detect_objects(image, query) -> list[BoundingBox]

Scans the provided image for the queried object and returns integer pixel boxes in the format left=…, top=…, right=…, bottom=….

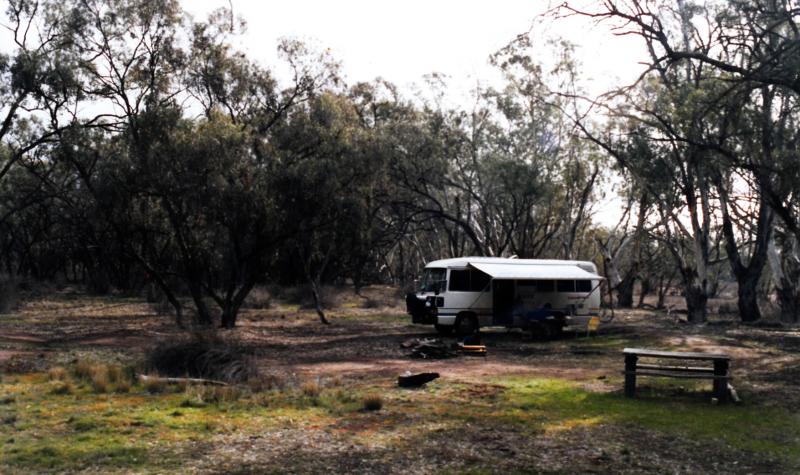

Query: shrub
left=300, top=380, right=321, bottom=398
left=74, top=360, right=94, bottom=381
left=48, top=367, right=67, bottom=381
left=145, top=332, right=258, bottom=384
left=90, top=366, right=110, bottom=393
left=361, top=394, right=383, bottom=411
left=107, top=365, right=123, bottom=384
left=143, top=377, right=167, bottom=394
left=332, top=388, right=354, bottom=404
left=242, top=286, right=272, bottom=309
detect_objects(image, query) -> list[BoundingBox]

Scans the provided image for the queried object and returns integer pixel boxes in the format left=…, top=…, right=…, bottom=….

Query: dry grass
left=143, top=376, right=168, bottom=394
left=247, top=374, right=284, bottom=392
left=47, top=366, right=67, bottom=381
left=183, top=384, right=243, bottom=405
left=361, top=393, right=383, bottom=411
left=300, top=380, right=321, bottom=398
left=74, top=360, right=94, bottom=381
left=50, top=380, right=74, bottom=395
left=115, top=377, right=132, bottom=393
left=90, top=365, right=110, bottom=393
left=107, top=365, right=123, bottom=383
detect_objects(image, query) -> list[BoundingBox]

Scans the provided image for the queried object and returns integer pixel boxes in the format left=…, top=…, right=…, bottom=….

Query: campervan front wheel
left=455, top=313, right=479, bottom=336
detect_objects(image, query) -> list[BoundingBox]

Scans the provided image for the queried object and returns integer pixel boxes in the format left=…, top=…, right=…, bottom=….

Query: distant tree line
left=0, top=0, right=798, bottom=326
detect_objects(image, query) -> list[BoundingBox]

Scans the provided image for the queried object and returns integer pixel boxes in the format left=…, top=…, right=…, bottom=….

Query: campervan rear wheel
left=434, top=324, right=454, bottom=336
left=455, top=313, right=478, bottom=336
left=529, top=321, right=552, bottom=340
left=548, top=321, right=564, bottom=338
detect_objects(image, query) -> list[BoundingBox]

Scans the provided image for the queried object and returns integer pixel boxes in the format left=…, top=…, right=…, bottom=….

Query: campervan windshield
left=419, top=268, right=446, bottom=292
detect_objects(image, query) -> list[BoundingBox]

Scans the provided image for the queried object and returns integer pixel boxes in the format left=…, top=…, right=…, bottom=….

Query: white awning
left=469, top=262, right=603, bottom=280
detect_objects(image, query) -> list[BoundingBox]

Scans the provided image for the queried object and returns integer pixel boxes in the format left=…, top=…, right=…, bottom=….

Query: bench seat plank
left=636, top=364, right=716, bottom=373
left=624, top=370, right=731, bottom=380
left=624, top=347, right=730, bottom=360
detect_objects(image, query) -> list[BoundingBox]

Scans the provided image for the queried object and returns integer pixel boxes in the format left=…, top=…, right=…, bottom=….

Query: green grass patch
left=0, top=371, right=361, bottom=472
left=499, top=377, right=800, bottom=461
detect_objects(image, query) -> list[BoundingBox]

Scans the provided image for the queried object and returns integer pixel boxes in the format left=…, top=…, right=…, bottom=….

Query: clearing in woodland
left=1, top=287, right=799, bottom=474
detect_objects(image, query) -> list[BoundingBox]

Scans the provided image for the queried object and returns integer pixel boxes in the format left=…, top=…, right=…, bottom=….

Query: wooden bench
left=623, top=348, right=733, bottom=402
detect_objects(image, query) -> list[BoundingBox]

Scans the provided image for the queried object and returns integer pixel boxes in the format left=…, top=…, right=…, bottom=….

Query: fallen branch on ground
left=138, top=374, right=229, bottom=386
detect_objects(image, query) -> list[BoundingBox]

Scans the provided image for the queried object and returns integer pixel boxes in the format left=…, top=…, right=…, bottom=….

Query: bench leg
left=624, top=354, right=638, bottom=398
left=713, top=360, right=730, bottom=402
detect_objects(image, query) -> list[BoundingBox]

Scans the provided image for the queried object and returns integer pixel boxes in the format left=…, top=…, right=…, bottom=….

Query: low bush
left=242, top=286, right=272, bottom=309
left=300, top=380, right=321, bottom=398
left=90, top=366, right=110, bottom=393
left=143, top=377, right=167, bottom=394
left=145, top=332, right=258, bottom=384
left=106, top=365, right=123, bottom=384
left=361, top=394, right=383, bottom=411
left=74, top=360, right=94, bottom=381
left=47, top=367, right=67, bottom=381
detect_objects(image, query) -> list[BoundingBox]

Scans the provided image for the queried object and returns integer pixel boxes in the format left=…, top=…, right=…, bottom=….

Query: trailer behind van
left=406, top=257, right=604, bottom=337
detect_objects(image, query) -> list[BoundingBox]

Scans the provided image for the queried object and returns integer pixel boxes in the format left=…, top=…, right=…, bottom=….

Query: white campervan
left=406, top=257, right=604, bottom=337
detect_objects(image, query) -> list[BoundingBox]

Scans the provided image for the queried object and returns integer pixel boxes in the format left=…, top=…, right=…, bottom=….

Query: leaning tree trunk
left=309, top=278, right=329, bottom=325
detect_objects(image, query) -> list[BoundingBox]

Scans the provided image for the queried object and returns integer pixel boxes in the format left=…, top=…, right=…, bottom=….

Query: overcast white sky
left=183, top=0, right=648, bottom=102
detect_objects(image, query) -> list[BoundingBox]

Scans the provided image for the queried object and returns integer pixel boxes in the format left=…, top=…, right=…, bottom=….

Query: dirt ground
left=1, top=287, right=800, bottom=474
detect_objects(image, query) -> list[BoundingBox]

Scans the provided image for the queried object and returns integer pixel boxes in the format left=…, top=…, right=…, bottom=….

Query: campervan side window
left=557, top=280, right=576, bottom=292
left=470, top=269, right=491, bottom=291
left=576, top=280, right=592, bottom=292
left=536, top=280, right=555, bottom=292
left=449, top=270, right=470, bottom=291
left=449, top=269, right=492, bottom=292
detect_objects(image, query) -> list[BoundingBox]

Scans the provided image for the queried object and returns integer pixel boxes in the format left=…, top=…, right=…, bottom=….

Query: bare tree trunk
left=187, top=281, right=213, bottom=326
left=617, top=275, right=635, bottom=308
left=717, top=174, right=773, bottom=322
left=768, top=237, right=800, bottom=323
left=637, top=278, right=651, bottom=308
left=684, top=280, right=708, bottom=323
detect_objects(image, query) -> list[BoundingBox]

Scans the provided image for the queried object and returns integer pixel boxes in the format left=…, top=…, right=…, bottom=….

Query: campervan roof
left=425, top=256, right=597, bottom=271
left=469, top=262, right=600, bottom=280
